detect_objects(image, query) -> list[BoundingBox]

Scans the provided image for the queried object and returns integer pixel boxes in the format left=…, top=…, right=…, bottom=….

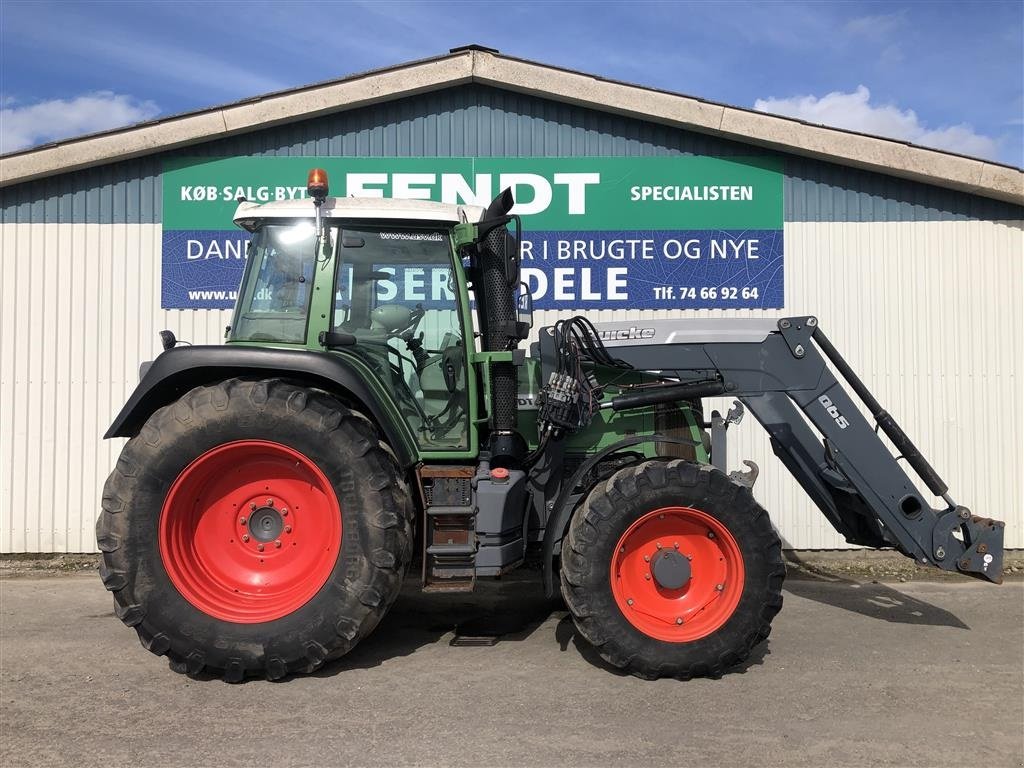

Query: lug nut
left=239, top=517, right=247, bottom=525
left=626, top=598, right=634, bottom=606
left=281, top=508, right=288, bottom=516
left=274, top=540, right=282, bottom=548
left=685, top=554, right=693, bottom=560
left=715, top=583, right=724, bottom=591
left=645, top=573, right=651, bottom=580
left=656, top=542, right=663, bottom=549
left=284, top=525, right=292, bottom=534
left=675, top=617, right=683, bottom=625
left=643, top=554, right=650, bottom=562
left=257, top=543, right=265, bottom=552
left=250, top=502, right=256, bottom=511
left=241, top=535, right=250, bottom=543
left=673, top=542, right=679, bottom=549
left=266, top=498, right=274, bottom=507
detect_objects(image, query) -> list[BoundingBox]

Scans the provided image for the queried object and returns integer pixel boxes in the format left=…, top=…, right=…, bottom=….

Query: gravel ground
left=3, top=550, right=1022, bottom=581
left=1, top=567, right=1022, bottom=768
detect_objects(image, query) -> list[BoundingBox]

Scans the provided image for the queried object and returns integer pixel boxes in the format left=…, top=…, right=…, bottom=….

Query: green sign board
left=161, top=156, right=784, bottom=309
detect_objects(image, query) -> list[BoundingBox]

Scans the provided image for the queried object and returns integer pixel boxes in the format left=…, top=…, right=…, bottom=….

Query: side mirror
left=517, top=282, right=534, bottom=333
left=504, top=216, right=522, bottom=287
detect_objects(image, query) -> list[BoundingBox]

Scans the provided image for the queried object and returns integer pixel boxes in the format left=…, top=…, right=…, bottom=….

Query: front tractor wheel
left=97, top=379, right=413, bottom=682
left=560, top=460, right=785, bottom=679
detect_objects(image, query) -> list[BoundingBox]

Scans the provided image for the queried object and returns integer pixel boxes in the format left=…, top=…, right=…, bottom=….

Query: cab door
left=332, top=225, right=472, bottom=453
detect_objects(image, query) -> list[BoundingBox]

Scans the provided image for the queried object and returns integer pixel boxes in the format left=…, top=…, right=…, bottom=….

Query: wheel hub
left=651, top=549, right=691, bottom=589
left=248, top=505, right=283, bottom=542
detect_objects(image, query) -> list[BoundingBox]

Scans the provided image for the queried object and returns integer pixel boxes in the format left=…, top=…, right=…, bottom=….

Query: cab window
left=230, top=221, right=317, bottom=343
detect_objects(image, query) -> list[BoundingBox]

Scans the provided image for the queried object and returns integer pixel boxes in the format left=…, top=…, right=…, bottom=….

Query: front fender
left=104, top=345, right=418, bottom=468
left=540, top=435, right=701, bottom=597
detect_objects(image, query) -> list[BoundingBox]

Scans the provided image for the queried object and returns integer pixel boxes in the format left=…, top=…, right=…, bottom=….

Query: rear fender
left=104, top=345, right=418, bottom=468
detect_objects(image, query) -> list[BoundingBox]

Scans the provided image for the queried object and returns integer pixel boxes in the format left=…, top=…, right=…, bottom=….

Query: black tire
left=97, top=378, right=414, bottom=682
left=560, top=459, right=785, bottom=679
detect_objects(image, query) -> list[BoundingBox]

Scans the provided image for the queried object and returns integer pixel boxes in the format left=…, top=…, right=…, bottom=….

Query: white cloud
left=843, top=12, right=906, bottom=41
left=754, top=85, right=1001, bottom=161
left=1, top=91, right=160, bottom=154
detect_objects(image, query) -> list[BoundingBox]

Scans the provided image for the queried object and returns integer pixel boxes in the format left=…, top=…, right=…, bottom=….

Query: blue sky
left=2, top=0, right=1022, bottom=165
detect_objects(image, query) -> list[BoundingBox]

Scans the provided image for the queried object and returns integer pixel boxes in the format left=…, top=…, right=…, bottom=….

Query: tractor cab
left=229, top=171, right=494, bottom=454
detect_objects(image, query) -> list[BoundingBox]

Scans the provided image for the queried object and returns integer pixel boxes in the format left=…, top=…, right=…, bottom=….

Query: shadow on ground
left=552, top=614, right=772, bottom=677
left=323, top=566, right=772, bottom=680
left=782, top=552, right=969, bottom=629
left=332, top=553, right=969, bottom=680
left=182, top=556, right=967, bottom=682
left=312, top=568, right=563, bottom=678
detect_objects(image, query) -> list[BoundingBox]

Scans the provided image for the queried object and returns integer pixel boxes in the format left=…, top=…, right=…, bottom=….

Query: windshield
left=333, top=226, right=469, bottom=451
left=229, top=221, right=318, bottom=344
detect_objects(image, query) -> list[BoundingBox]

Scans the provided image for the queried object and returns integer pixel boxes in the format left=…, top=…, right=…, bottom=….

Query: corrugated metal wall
left=2, top=83, right=1022, bottom=552
left=4, top=86, right=1020, bottom=224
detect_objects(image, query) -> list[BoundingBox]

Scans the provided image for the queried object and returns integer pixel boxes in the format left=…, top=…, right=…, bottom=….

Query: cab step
left=417, top=466, right=478, bottom=593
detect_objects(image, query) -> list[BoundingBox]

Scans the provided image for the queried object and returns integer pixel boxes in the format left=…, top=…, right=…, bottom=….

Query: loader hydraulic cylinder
left=604, top=380, right=726, bottom=411
left=812, top=326, right=951, bottom=503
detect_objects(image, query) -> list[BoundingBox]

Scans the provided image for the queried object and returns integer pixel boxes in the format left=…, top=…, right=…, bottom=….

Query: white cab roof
left=233, top=196, right=484, bottom=229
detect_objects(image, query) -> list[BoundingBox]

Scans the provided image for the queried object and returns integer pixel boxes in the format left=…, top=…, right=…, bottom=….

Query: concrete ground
left=1, top=569, right=1022, bottom=768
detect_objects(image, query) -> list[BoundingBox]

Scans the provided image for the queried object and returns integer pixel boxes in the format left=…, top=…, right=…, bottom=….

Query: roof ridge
left=1, top=48, right=1021, bottom=205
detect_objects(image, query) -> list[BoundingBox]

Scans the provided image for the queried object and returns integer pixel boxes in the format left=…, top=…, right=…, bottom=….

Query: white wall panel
left=1, top=223, right=232, bottom=552
left=1, top=219, right=1021, bottom=551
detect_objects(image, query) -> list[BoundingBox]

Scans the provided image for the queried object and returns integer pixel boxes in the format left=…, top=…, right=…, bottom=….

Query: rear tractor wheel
left=97, top=378, right=413, bottom=681
left=560, top=459, right=785, bottom=679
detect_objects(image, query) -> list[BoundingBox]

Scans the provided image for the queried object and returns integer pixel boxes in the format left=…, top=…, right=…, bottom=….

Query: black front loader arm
left=104, top=345, right=418, bottom=468
left=598, top=317, right=1006, bottom=584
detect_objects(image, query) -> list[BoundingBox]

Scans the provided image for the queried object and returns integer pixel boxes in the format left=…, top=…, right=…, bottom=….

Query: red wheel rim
left=610, top=506, right=744, bottom=642
left=159, top=440, right=341, bottom=624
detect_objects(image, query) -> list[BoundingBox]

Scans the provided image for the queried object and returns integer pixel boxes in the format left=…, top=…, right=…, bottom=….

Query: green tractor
left=99, top=169, right=1004, bottom=681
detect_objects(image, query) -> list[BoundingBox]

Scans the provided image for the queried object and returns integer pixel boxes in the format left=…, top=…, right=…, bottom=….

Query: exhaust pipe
left=474, top=189, right=526, bottom=467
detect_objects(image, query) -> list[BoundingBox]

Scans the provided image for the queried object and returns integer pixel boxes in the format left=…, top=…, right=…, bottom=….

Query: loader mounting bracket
left=777, top=316, right=817, bottom=359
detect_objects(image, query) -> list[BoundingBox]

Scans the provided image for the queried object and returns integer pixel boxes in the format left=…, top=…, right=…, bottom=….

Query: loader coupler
left=933, top=510, right=1006, bottom=584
